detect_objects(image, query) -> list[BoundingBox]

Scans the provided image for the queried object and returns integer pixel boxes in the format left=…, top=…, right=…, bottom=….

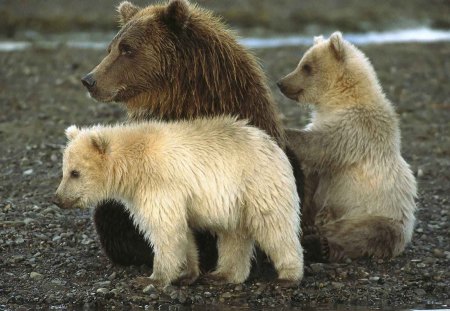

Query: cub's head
left=81, top=0, right=192, bottom=103
left=277, top=32, right=349, bottom=105
left=53, top=126, right=110, bottom=209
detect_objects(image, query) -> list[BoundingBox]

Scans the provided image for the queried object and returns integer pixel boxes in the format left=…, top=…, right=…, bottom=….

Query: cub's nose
left=81, top=73, right=96, bottom=89
left=52, top=194, right=63, bottom=208
left=277, top=80, right=286, bottom=92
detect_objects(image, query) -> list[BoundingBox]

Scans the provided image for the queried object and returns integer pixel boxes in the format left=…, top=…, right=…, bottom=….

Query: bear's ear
left=163, top=0, right=190, bottom=31
left=118, top=1, right=140, bottom=26
left=329, top=31, right=345, bottom=60
left=313, top=35, right=324, bottom=45
left=65, top=125, right=80, bottom=141
left=90, top=133, right=110, bottom=155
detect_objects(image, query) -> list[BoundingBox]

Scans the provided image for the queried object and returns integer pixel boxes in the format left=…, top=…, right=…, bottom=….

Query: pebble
left=369, top=276, right=380, bottom=282
left=96, top=288, right=109, bottom=294
left=15, top=237, right=25, bottom=244
left=414, top=288, right=426, bottom=296
left=310, top=263, right=325, bottom=273
left=143, top=284, right=156, bottom=294
left=30, top=272, right=43, bottom=280
left=417, top=168, right=424, bottom=177
left=221, top=292, right=232, bottom=298
left=203, top=291, right=212, bottom=298
left=108, top=272, right=117, bottom=280
left=331, top=282, right=344, bottom=289
left=23, top=169, right=34, bottom=175
left=23, top=218, right=35, bottom=225
left=432, top=248, right=445, bottom=258
left=96, top=281, right=111, bottom=287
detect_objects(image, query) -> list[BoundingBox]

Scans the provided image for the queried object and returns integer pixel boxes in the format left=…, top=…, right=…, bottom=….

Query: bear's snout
left=52, top=194, right=77, bottom=209
left=81, top=73, right=96, bottom=90
left=277, top=79, right=302, bottom=101
left=52, top=194, right=64, bottom=208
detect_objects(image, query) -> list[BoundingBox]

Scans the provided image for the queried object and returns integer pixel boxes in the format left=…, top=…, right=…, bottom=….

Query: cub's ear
left=65, top=125, right=80, bottom=141
left=313, top=35, right=324, bottom=45
left=329, top=31, right=345, bottom=60
left=163, top=0, right=190, bottom=31
left=90, top=132, right=110, bottom=155
left=118, top=1, right=140, bottom=25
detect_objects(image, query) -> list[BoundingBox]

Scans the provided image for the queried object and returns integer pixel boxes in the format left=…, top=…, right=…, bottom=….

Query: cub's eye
left=70, top=170, right=80, bottom=178
left=302, top=64, right=312, bottom=74
left=119, top=43, right=133, bottom=56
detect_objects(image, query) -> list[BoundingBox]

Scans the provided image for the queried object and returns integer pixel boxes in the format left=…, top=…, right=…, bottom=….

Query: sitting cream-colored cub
left=278, top=32, right=417, bottom=261
left=54, top=117, right=303, bottom=286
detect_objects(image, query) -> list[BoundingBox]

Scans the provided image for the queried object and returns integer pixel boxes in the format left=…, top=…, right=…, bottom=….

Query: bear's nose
left=276, top=80, right=285, bottom=92
left=52, top=194, right=63, bottom=208
left=81, top=73, right=96, bottom=89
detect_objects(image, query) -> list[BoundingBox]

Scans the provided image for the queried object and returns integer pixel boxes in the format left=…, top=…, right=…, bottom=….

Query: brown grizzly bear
left=81, top=0, right=304, bottom=273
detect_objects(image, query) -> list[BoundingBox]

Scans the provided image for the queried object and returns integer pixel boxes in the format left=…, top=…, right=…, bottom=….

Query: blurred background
left=1, top=0, right=449, bottom=37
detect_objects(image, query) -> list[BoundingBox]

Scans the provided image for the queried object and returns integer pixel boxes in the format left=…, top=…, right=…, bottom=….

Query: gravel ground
left=0, top=41, right=449, bottom=309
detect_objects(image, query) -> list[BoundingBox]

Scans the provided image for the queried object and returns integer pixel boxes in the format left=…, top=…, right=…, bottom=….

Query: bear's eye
left=302, top=64, right=312, bottom=75
left=119, top=43, right=133, bottom=56
left=70, top=170, right=80, bottom=178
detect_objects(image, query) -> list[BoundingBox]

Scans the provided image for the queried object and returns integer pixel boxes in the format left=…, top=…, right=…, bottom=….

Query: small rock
left=433, top=248, right=445, bottom=258
left=331, top=282, right=344, bottom=289
left=369, top=276, right=380, bottom=282
left=149, top=293, right=159, bottom=300
left=23, top=218, right=35, bottom=225
left=96, top=288, right=109, bottom=294
left=203, top=291, right=212, bottom=298
left=221, top=292, right=232, bottom=298
left=30, top=272, right=43, bottom=280
left=414, top=288, right=426, bottom=296
left=23, top=169, right=34, bottom=175
left=96, top=281, right=111, bottom=287
left=416, top=263, right=426, bottom=268
left=310, top=263, right=324, bottom=273
left=178, top=291, right=187, bottom=303
left=234, top=285, right=243, bottom=291
left=108, top=272, right=117, bottom=280
left=417, top=168, right=424, bottom=177
left=143, top=284, right=156, bottom=294
left=110, top=288, right=120, bottom=296
left=15, top=237, right=25, bottom=244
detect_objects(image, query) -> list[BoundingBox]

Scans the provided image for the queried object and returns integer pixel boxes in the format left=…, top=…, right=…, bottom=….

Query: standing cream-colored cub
left=278, top=32, right=417, bottom=261
left=54, top=117, right=303, bottom=286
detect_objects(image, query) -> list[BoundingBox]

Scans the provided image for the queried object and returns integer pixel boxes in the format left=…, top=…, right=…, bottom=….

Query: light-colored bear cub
left=54, top=117, right=303, bottom=286
left=278, top=32, right=417, bottom=261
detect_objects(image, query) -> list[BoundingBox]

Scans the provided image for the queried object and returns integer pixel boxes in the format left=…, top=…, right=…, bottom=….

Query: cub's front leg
left=136, top=198, right=190, bottom=287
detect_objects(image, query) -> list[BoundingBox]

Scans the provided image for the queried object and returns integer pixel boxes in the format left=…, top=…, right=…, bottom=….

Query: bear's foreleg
left=173, top=229, right=200, bottom=285
left=201, top=232, right=253, bottom=284
left=316, top=216, right=407, bottom=261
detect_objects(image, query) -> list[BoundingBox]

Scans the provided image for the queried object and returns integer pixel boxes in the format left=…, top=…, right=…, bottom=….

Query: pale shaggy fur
left=55, top=117, right=303, bottom=286
left=278, top=32, right=417, bottom=261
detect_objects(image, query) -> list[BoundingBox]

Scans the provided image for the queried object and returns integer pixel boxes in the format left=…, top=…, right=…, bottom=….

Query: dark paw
left=302, top=234, right=330, bottom=262
left=172, top=272, right=199, bottom=286
left=302, top=225, right=320, bottom=236
left=198, top=273, right=230, bottom=286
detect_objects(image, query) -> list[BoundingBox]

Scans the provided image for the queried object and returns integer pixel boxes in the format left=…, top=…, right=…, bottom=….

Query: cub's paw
left=198, top=272, right=233, bottom=286
left=302, top=234, right=330, bottom=263
left=172, top=271, right=199, bottom=286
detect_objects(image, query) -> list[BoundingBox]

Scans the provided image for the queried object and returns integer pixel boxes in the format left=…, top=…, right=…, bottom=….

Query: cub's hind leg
left=316, top=216, right=408, bottom=262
